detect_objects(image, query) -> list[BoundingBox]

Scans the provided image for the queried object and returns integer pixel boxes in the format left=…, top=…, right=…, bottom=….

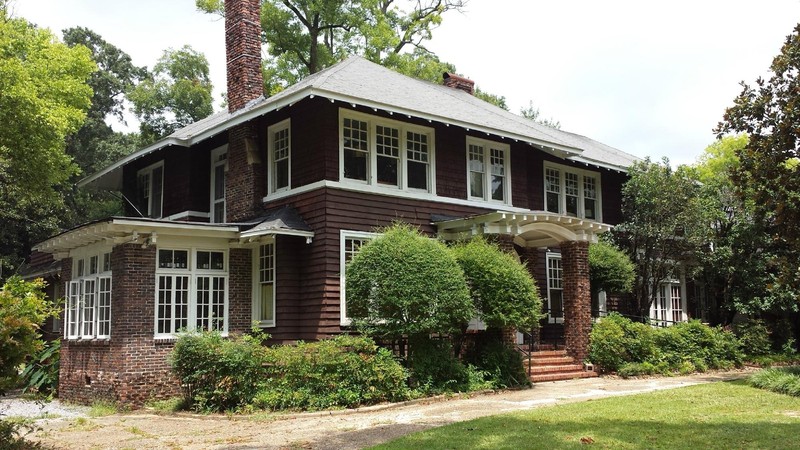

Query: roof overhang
left=435, top=211, right=612, bottom=248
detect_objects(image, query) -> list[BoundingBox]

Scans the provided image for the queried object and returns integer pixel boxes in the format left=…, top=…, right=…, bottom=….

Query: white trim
left=339, top=230, right=379, bottom=326
left=210, top=145, right=228, bottom=223
left=252, top=239, right=276, bottom=328
left=165, top=210, right=212, bottom=221
left=268, top=119, right=292, bottom=195
left=65, top=245, right=113, bottom=341
left=339, top=108, right=437, bottom=195
left=263, top=179, right=533, bottom=213
left=546, top=252, right=564, bottom=324
left=466, top=136, right=512, bottom=205
left=543, top=161, right=603, bottom=222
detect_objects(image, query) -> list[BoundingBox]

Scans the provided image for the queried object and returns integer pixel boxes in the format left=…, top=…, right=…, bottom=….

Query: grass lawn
left=372, top=381, right=800, bottom=449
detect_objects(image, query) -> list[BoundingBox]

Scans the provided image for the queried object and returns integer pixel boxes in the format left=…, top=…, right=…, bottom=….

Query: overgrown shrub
left=464, top=338, right=529, bottom=388
left=588, top=313, right=657, bottom=372
left=748, top=366, right=800, bottom=396
left=734, top=319, right=772, bottom=356
left=254, top=335, right=409, bottom=411
left=589, top=315, right=742, bottom=374
left=20, top=339, right=60, bottom=398
left=408, top=337, right=472, bottom=393
left=170, top=330, right=269, bottom=412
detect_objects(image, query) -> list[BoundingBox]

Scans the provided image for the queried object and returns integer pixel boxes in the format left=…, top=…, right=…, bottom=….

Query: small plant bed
left=748, top=366, right=800, bottom=396
left=372, top=381, right=800, bottom=450
left=589, top=314, right=743, bottom=377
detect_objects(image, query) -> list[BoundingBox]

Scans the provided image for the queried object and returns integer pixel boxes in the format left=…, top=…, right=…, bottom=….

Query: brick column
left=561, top=240, right=591, bottom=362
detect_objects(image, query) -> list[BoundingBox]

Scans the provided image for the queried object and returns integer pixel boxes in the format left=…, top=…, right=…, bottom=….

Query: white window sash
left=466, top=137, right=510, bottom=204
left=339, top=230, right=378, bottom=326
left=543, top=163, right=602, bottom=221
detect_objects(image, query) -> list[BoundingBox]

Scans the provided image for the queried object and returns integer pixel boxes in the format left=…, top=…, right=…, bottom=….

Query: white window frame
left=154, top=247, right=229, bottom=338
left=466, top=137, right=511, bottom=205
left=543, top=162, right=602, bottom=221
left=339, top=109, right=436, bottom=195
left=339, top=230, right=378, bottom=326
left=268, top=119, right=291, bottom=194
left=65, top=248, right=112, bottom=340
left=137, top=161, right=164, bottom=219
left=650, top=280, right=687, bottom=327
left=210, top=145, right=228, bottom=223
left=546, top=252, right=564, bottom=324
left=252, top=239, right=276, bottom=327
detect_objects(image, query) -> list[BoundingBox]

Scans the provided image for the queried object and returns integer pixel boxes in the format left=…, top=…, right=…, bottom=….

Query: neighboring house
left=30, top=0, right=645, bottom=405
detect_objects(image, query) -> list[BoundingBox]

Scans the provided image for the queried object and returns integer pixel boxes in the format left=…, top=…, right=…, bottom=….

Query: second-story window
left=137, top=161, right=164, bottom=218
left=268, top=119, right=291, bottom=193
left=544, top=163, right=601, bottom=220
left=466, top=137, right=509, bottom=204
left=210, top=146, right=227, bottom=223
left=340, top=110, right=434, bottom=193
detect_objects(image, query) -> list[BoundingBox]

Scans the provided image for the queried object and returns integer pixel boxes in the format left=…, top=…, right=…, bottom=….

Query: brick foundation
left=561, top=240, right=591, bottom=362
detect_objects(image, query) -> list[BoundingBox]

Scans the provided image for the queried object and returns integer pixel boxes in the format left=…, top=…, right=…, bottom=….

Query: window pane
left=82, top=279, right=95, bottom=337
left=545, top=168, right=561, bottom=213
left=491, top=175, right=504, bottom=201
left=546, top=192, right=560, bottom=214
left=275, top=159, right=289, bottom=190
left=566, top=195, right=578, bottom=216
left=77, top=259, right=85, bottom=277
left=470, top=171, right=484, bottom=198
left=343, top=118, right=368, bottom=181
left=407, top=160, right=428, bottom=190
left=407, top=132, right=429, bottom=190
left=550, top=290, right=563, bottom=318
left=565, top=172, right=579, bottom=216
left=210, top=252, right=224, bottom=271
left=103, top=252, right=111, bottom=272
left=197, top=251, right=210, bottom=269
left=151, top=166, right=163, bottom=218
left=584, top=199, right=596, bottom=220
left=214, top=164, right=225, bottom=200
left=584, top=176, right=597, bottom=219
left=273, top=127, right=290, bottom=190
left=213, top=202, right=225, bottom=223
left=377, top=155, right=398, bottom=185
left=260, top=283, right=274, bottom=322
left=344, top=149, right=368, bottom=181
left=89, top=256, right=98, bottom=275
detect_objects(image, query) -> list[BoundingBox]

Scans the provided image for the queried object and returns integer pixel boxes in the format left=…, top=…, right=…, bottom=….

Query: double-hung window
left=339, top=230, right=377, bottom=325
left=65, top=251, right=112, bottom=339
left=467, top=138, right=510, bottom=204
left=543, top=163, right=601, bottom=220
left=137, top=161, right=164, bottom=218
left=210, top=146, right=227, bottom=223
left=253, top=242, right=276, bottom=327
left=546, top=253, right=564, bottom=324
left=155, top=248, right=228, bottom=337
left=340, top=110, right=434, bottom=193
left=268, top=119, right=291, bottom=193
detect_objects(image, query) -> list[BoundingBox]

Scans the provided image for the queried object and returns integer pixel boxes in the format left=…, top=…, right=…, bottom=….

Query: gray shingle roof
left=82, top=56, right=639, bottom=188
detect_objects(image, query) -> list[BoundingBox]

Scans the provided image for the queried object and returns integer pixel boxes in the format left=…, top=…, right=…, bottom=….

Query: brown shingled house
left=30, top=0, right=649, bottom=405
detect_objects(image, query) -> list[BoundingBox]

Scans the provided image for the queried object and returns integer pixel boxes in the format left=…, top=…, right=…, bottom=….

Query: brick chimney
left=443, top=72, right=475, bottom=95
left=225, top=0, right=263, bottom=112
left=224, top=0, right=265, bottom=222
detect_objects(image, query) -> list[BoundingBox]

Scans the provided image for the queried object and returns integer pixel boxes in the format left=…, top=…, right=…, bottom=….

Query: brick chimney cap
left=443, top=72, right=474, bottom=85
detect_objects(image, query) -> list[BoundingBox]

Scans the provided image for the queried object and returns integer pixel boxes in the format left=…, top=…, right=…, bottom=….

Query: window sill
left=63, top=338, right=111, bottom=346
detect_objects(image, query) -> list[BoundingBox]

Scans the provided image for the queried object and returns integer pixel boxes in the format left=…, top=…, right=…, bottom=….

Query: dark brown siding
left=601, top=169, right=627, bottom=226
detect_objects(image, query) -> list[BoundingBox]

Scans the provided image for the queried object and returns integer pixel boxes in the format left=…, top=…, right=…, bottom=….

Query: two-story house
left=31, top=0, right=640, bottom=405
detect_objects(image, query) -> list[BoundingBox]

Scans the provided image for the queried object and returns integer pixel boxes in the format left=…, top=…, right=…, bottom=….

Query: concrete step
left=530, top=370, right=599, bottom=383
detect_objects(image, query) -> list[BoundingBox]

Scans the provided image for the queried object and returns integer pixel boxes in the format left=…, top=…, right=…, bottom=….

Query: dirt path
left=28, top=370, right=754, bottom=450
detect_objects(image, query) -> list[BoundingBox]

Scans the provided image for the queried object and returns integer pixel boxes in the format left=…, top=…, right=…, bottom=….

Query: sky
left=10, top=0, right=800, bottom=166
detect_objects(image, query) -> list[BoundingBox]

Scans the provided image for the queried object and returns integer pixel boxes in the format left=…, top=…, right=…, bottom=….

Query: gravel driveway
left=0, top=391, right=89, bottom=421
left=4, top=370, right=754, bottom=450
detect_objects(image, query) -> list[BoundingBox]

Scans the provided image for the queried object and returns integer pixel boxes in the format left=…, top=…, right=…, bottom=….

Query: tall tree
left=716, top=24, right=800, bottom=303
left=197, top=0, right=466, bottom=92
left=0, top=10, right=95, bottom=278
left=612, top=158, right=707, bottom=319
left=129, top=45, right=214, bottom=143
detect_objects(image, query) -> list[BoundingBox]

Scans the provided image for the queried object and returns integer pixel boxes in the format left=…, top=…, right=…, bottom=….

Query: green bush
left=588, top=240, right=635, bottom=295
left=464, top=338, right=529, bottom=389
left=617, top=361, right=670, bottom=378
left=588, top=313, right=657, bottom=372
left=170, top=330, right=269, bottom=412
left=0, top=419, right=47, bottom=450
left=254, top=335, right=409, bottom=411
left=655, top=320, right=743, bottom=370
left=734, top=319, right=772, bottom=356
left=748, top=366, right=800, bottom=396
left=451, top=237, right=543, bottom=329
left=408, top=337, right=472, bottom=393
left=20, top=339, right=59, bottom=398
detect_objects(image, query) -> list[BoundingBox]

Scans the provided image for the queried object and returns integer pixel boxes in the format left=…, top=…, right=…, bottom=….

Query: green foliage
left=612, top=158, right=708, bottom=317
left=733, top=319, right=772, bottom=357
left=451, top=237, right=542, bottom=330
left=346, top=223, right=473, bottom=339
left=464, top=338, right=529, bottom=389
left=255, top=335, right=409, bottom=411
left=588, top=239, right=634, bottom=295
left=129, top=45, right=213, bottom=143
left=474, top=87, right=508, bottom=110
left=519, top=100, right=561, bottom=129
left=748, top=366, right=800, bottom=396
left=0, top=277, right=56, bottom=394
left=588, top=313, right=656, bottom=372
left=717, top=24, right=800, bottom=300
left=0, top=13, right=95, bottom=275
left=408, top=337, right=489, bottom=393
left=20, top=339, right=59, bottom=398
left=589, top=314, right=742, bottom=374
left=170, top=330, right=269, bottom=412
left=0, top=418, right=47, bottom=450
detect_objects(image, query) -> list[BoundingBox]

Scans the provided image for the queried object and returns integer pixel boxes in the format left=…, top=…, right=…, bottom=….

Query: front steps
left=523, top=350, right=598, bottom=383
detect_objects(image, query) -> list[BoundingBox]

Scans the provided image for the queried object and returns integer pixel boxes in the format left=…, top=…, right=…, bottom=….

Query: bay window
left=155, top=248, right=228, bottom=337
left=65, top=250, right=112, bottom=340
left=467, top=137, right=509, bottom=203
left=543, top=163, right=601, bottom=220
left=340, top=110, right=434, bottom=192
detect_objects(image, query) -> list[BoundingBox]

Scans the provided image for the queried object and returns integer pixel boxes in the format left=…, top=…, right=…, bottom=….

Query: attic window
left=137, top=161, right=164, bottom=219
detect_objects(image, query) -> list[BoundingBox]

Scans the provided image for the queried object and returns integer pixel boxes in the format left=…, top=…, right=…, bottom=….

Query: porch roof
left=434, top=211, right=612, bottom=248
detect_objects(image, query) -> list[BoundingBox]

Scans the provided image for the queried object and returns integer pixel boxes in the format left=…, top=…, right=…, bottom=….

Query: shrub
left=408, top=336, right=472, bottom=393
left=346, top=223, right=473, bottom=339
left=451, top=237, right=543, bottom=329
left=655, top=320, right=743, bottom=370
left=255, top=335, right=409, bottom=411
left=20, top=339, right=59, bottom=398
left=734, top=319, right=772, bottom=356
left=618, top=361, right=668, bottom=378
left=748, top=366, right=800, bottom=396
left=464, top=338, right=529, bottom=388
left=588, top=313, right=656, bottom=372
left=170, top=330, right=269, bottom=412
left=588, top=240, right=635, bottom=295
